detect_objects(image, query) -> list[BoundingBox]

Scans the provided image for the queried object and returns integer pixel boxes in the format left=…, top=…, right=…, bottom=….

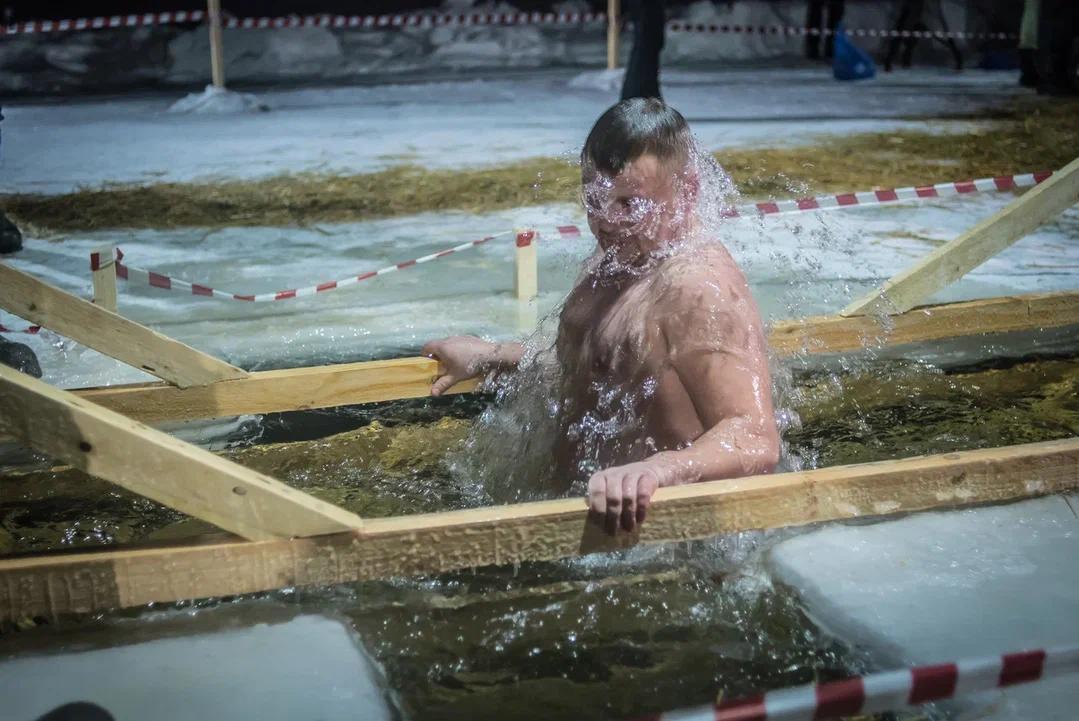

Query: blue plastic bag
left=833, top=24, right=876, bottom=81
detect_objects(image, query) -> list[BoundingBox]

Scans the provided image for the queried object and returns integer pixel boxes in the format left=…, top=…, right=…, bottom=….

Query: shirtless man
left=422, top=98, right=779, bottom=534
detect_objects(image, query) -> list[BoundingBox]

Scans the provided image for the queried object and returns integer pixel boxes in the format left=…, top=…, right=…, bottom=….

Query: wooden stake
left=0, top=364, right=363, bottom=542
left=843, top=157, right=1079, bottom=317
left=2, top=437, right=1076, bottom=622
left=514, top=229, right=538, bottom=302
left=0, top=263, right=247, bottom=388
left=607, top=0, right=621, bottom=70
left=90, top=245, right=118, bottom=313
left=67, top=290, right=1079, bottom=424
left=208, top=0, right=225, bottom=89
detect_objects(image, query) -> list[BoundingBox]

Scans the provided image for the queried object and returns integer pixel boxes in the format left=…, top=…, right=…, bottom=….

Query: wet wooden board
left=0, top=364, right=364, bottom=542
left=0, top=263, right=247, bottom=388
left=2, top=437, right=1076, bottom=623
left=842, top=156, right=1079, bottom=316
left=70, top=290, right=1079, bottom=423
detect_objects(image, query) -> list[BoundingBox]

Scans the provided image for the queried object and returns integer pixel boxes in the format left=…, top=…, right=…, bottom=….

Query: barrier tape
left=106, top=227, right=580, bottom=303
left=635, top=643, right=1079, bottom=721
left=668, top=22, right=1017, bottom=41
left=91, top=170, right=1049, bottom=305
left=2, top=10, right=602, bottom=35
left=4, top=11, right=204, bottom=34
left=4, top=11, right=1013, bottom=41
left=0, top=323, right=42, bottom=335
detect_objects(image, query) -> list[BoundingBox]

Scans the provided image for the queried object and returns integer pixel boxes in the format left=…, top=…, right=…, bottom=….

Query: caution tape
left=0, top=323, right=42, bottom=335
left=5, top=11, right=1013, bottom=41
left=668, top=22, right=1017, bottom=41
left=105, top=227, right=581, bottom=303
left=636, top=643, right=1079, bottom=721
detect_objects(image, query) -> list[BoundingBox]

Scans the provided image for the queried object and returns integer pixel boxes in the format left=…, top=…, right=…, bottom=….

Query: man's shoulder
left=653, top=244, right=745, bottom=307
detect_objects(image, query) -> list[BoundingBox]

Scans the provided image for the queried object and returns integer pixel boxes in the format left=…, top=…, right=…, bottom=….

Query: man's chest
left=557, top=281, right=659, bottom=378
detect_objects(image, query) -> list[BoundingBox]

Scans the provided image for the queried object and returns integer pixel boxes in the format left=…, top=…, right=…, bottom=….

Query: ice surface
left=4, top=194, right=1076, bottom=391
left=0, top=68, right=1025, bottom=194
left=768, top=494, right=1079, bottom=720
left=0, top=612, right=393, bottom=721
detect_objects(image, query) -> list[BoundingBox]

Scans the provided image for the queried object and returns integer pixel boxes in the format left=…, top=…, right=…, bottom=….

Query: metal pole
left=208, top=0, right=226, bottom=88
left=607, top=0, right=620, bottom=69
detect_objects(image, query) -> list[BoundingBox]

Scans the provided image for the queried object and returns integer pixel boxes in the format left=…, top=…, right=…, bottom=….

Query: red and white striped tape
left=668, top=22, right=1017, bottom=41
left=3, top=11, right=204, bottom=34
left=105, top=227, right=581, bottom=303
left=0, top=323, right=42, bottom=335
left=4, top=11, right=1013, bottom=41
left=2, top=10, right=601, bottom=35
left=638, top=644, right=1079, bottom=721
left=222, top=11, right=603, bottom=31
left=721, top=170, right=1051, bottom=219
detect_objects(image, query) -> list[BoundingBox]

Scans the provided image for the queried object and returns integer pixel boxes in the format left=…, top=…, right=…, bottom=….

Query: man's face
left=581, top=153, right=694, bottom=269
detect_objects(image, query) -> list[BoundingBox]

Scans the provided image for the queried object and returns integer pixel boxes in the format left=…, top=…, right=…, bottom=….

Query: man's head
left=581, top=98, right=698, bottom=266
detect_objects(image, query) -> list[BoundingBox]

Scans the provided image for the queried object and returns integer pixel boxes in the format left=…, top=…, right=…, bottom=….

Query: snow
left=167, top=85, right=269, bottom=114
left=0, top=611, right=393, bottom=721
left=0, top=68, right=1026, bottom=195
left=768, top=494, right=1079, bottom=720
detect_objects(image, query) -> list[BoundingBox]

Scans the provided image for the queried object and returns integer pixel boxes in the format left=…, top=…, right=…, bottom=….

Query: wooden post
left=607, top=0, right=620, bottom=70
left=514, top=229, right=538, bottom=302
left=0, top=364, right=363, bottom=542
left=207, top=0, right=226, bottom=89
left=0, top=263, right=247, bottom=388
left=2, top=437, right=1077, bottom=622
left=90, top=245, right=118, bottom=313
left=843, top=157, right=1079, bottom=317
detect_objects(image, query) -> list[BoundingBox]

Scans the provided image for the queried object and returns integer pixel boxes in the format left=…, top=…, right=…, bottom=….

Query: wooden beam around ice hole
left=0, top=363, right=363, bottom=542
left=0, top=262, right=247, bottom=388
left=1, top=436, right=1077, bottom=622
left=68, top=290, right=1079, bottom=424
left=842, top=156, right=1079, bottom=317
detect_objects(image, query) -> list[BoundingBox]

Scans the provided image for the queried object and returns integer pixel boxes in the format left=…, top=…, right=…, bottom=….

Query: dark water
left=2, top=353, right=1077, bottom=720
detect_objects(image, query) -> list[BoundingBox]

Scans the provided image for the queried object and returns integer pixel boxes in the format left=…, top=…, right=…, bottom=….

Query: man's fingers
left=621, top=476, right=637, bottom=533
left=430, top=373, right=459, bottom=397
left=420, top=340, right=443, bottom=359
left=636, top=486, right=651, bottom=525
left=588, top=474, right=608, bottom=516
left=605, top=475, right=622, bottom=536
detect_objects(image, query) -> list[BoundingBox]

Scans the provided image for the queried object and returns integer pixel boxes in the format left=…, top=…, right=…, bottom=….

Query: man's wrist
left=648, top=450, right=700, bottom=487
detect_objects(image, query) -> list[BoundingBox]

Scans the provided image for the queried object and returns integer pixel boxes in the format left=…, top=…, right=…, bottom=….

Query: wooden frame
left=843, top=156, right=1079, bottom=316
left=2, top=437, right=1076, bottom=623
left=0, top=263, right=247, bottom=388
left=68, top=290, right=1079, bottom=425
left=0, top=364, right=364, bottom=540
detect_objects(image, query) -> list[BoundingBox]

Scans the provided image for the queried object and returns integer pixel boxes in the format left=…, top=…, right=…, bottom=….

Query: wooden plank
left=770, top=289, right=1079, bottom=355
left=842, top=156, right=1079, bottom=316
left=1, top=437, right=1076, bottom=622
left=75, top=357, right=481, bottom=424
left=70, top=290, right=1079, bottom=424
left=0, top=364, right=363, bottom=542
left=0, top=263, right=247, bottom=388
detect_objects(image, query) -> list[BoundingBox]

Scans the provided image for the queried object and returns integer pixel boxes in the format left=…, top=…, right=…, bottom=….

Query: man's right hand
left=421, top=336, right=500, bottom=396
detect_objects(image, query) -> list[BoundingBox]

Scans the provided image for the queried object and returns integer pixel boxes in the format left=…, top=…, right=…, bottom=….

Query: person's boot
left=0, top=211, right=21, bottom=254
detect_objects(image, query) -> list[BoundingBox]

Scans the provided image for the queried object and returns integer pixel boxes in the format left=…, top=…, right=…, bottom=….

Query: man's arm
left=587, top=287, right=780, bottom=533
left=422, top=336, right=525, bottom=396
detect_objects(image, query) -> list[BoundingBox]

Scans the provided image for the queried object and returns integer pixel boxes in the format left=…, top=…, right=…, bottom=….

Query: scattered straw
left=3, top=98, right=1076, bottom=234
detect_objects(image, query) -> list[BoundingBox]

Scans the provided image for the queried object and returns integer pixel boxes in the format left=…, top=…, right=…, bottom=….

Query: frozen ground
left=0, top=67, right=1026, bottom=194
left=3, top=194, right=1077, bottom=389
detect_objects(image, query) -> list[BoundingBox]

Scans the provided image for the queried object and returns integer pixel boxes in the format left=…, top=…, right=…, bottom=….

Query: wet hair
left=581, top=98, right=692, bottom=177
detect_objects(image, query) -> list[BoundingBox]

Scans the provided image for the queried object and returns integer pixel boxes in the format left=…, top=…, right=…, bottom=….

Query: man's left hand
left=586, top=461, right=668, bottom=535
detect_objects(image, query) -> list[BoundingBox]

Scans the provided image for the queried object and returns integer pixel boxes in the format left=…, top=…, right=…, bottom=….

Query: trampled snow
left=1, top=67, right=1025, bottom=194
